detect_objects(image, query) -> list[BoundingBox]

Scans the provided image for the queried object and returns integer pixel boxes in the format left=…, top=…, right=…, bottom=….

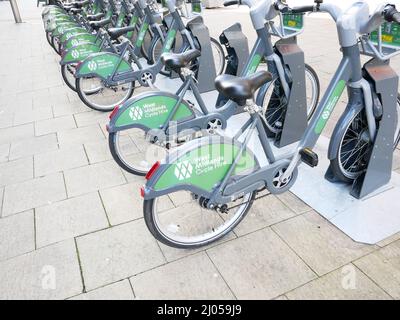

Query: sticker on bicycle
left=370, top=22, right=400, bottom=49
left=77, top=53, right=131, bottom=78
left=162, top=29, right=177, bottom=53
left=62, top=44, right=101, bottom=64
left=135, top=23, right=149, bottom=47
left=115, top=96, right=193, bottom=128
left=282, top=13, right=304, bottom=31
left=245, top=54, right=262, bottom=76
left=314, top=80, right=346, bottom=134
left=154, top=143, right=257, bottom=192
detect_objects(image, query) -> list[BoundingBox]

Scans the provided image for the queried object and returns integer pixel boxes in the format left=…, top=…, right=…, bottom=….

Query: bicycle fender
left=142, top=136, right=259, bottom=200
left=75, top=52, right=132, bottom=81
left=63, top=34, right=99, bottom=50
left=107, top=91, right=195, bottom=133
left=327, top=102, right=363, bottom=160
left=61, top=43, right=102, bottom=65
left=60, top=28, right=89, bottom=43
left=49, top=21, right=77, bottom=34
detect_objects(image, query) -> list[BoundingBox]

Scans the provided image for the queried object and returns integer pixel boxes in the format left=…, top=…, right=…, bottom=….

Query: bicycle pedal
left=299, top=148, right=319, bottom=167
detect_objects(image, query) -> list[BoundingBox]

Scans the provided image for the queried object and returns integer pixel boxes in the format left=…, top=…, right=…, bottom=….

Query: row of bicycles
left=43, top=0, right=400, bottom=248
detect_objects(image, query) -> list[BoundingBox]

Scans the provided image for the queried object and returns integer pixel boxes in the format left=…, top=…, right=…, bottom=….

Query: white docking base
left=290, top=136, right=400, bottom=245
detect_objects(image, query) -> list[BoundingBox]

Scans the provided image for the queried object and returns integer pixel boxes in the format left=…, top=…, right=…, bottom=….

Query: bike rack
left=326, top=59, right=399, bottom=199
left=273, top=36, right=308, bottom=147
left=186, top=15, right=217, bottom=93
left=216, top=23, right=249, bottom=108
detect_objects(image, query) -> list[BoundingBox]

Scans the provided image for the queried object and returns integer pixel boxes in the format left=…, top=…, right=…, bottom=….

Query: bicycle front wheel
left=263, top=63, right=320, bottom=135
left=329, top=95, right=400, bottom=182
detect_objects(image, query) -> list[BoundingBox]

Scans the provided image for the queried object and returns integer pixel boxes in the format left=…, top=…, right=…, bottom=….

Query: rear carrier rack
left=359, top=22, right=400, bottom=60
left=268, top=12, right=305, bottom=39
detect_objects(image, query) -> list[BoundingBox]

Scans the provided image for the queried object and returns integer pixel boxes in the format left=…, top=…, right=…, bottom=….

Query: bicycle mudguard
left=61, top=43, right=102, bottom=65
left=46, top=20, right=76, bottom=33
left=51, top=22, right=79, bottom=35
left=63, top=34, right=99, bottom=50
left=42, top=7, right=63, bottom=17
left=75, top=52, right=132, bottom=81
left=60, top=28, right=89, bottom=43
left=142, top=136, right=259, bottom=200
left=107, top=91, right=195, bottom=133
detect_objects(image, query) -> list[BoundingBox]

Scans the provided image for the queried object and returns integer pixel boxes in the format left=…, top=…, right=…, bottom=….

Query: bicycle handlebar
left=384, top=5, right=400, bottom=24
left=289, top=5, right=315, bottom=14
left=223, top=0, right=239, bottom=7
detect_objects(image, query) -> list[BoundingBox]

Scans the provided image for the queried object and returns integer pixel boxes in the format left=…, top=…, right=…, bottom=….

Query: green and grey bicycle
left=140, top=0, right=400, bottom=248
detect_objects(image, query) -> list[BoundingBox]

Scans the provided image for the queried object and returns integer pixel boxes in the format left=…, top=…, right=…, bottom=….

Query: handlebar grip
left=223, top=0, right=239, bottom=7
left=384, top=5, right=400, bottom=24
left=393, top=12, right=400, bottom=24
left=290, top=5, right=315, bottom=14
left=274, top=1, right=289, bottom=13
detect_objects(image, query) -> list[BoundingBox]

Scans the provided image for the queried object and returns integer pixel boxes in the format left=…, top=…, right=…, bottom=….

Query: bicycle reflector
left=145, top=161, right=160, bottom=180
left=140, top=186, right=145, bottom=198
left=109, top=105, right=120, bottom=120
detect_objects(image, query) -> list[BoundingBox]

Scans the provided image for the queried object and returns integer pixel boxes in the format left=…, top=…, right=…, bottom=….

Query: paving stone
left=0, top=143, right=9, bottom=163
left=76, top=219, right=165, bottom=290
left=84, top=139, right=113, bottom=164
left=13, top=106, right=53, bottom=126
left=234, top=194, right=296, bottom=236
left=74, top=111, right=110, bottom=128
left=64, top=161, right=126, bottom=197
left=274, top=295, right=288, bottom=300
left=9, top=134, right=58, bottom=160
left=0, top=187, right=3, bottom=216
left=207, top=228, right=316, bottom=299
left=354, top=240, right=400, bottom=299
left=393, top=148, right=400, bottom=171
left=36, top=192, right=109, bottom=248
left=131, top=252, right=234, bottom=300
left=2, top=173, right=66, bottom=216
left=0, top=210, right=35, bottom=261
left=276, top=192, right=312, bottom=214
left=35, top=115, right=76, bottom=136
left=0, top=123, right=34, bottom=145
left=53, top=101, right=88, bottom=117
left=0, top=240, right=82, bottom=299
left=99, top=183, right=146, bottom=225
left=57, top=125, right=105, bottom=147
left=0, top=157, right=33, bottom=187
left=34, top=145, right=88, bottom=177
left=286, top=264, right=391, bottom=300
left=0, top=110, right=13, bottom=129
left=69, top=280, right=134, bottom=300
left=377, top=232, right=400, bottom=247
left=272, top=211, right=376, bottom=276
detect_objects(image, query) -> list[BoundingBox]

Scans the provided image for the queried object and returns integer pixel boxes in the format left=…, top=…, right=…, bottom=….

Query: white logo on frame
left=174, top=161, right=193, bottom=180
left=322, top=110, right=330, bottom=120
left=71, top=49, right=79, bottom=59
left=71, top=39, right=78, bottom=46
left=87, top=60, right=97, bottom=71
left=129, top=106, right=143, bottom=120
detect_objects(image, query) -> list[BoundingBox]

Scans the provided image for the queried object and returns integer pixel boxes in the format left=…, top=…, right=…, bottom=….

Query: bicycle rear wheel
left=143, top=190, right=255, bottom=248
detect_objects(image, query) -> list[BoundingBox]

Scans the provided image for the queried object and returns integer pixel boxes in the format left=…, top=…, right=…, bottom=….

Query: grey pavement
left=1, top=1, right=400, bottom=300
